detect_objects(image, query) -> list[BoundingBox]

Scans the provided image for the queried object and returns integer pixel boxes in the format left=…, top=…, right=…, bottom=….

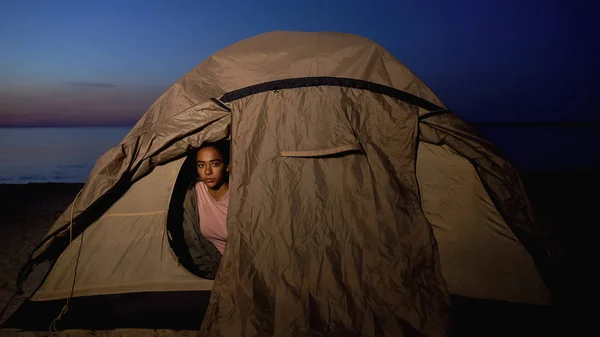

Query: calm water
left=0, top=127, right=130, bottom=184
left=0, top=126, right=598, bottom=184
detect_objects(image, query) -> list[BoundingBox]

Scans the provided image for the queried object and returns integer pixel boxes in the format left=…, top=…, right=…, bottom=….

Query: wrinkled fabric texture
left=418, top=113, right=557, bottom=293
left=25, top=159, right=215, bottom=302
left=5, top=31, right=555, bottom=337
left=183, top=181, right=223, bottom=280
left=29, top=102, right=231, bottom=261
left=200, top=89, right=450, bottom=337
left=416, top=142, right=551, bottom=304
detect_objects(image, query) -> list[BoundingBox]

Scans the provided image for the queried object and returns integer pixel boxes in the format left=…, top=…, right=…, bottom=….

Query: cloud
left=0, top=84, right=166, bottom=127
left=64, top=82, right=118, bottom=89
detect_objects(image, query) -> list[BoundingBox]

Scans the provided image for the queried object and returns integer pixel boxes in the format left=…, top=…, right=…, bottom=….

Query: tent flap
left=419, top=113, right=557, bottom=296
left=200, top=89, right=451, bottom=337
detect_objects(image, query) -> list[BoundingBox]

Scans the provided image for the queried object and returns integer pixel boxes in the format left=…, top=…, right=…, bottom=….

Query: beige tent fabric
left=418, top=112, right=555, bottom=290
left=32, top=158, right=213, bottom=301
left=201, top=89, right=450, bottom=337
left=416, top=142, right=550, bottom=304
left=30, top=101, right=231, bottom=261
left=5, top=31, right=556, bottom=337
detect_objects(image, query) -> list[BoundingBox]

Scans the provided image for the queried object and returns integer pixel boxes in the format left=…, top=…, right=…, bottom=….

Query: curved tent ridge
left=218, top=76, right=444, bottom=112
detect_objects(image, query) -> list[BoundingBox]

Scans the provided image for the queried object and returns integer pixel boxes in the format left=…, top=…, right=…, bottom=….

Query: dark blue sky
left=0, top=0, right=597, bottom=126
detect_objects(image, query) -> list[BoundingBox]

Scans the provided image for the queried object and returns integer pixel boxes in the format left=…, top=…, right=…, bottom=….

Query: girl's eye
left=198, top=164, right=204, bottom=168
left=212, top=163, right=220, bottom=167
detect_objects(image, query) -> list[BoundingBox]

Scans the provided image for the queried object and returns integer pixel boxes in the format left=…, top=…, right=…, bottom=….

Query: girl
left=181, top=140, right=230, bottom=279
left=194, top=140, right=230, bottom=254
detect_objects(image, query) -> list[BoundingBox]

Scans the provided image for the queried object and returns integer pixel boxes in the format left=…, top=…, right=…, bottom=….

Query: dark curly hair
left=198, top=139, right=230, bottom=166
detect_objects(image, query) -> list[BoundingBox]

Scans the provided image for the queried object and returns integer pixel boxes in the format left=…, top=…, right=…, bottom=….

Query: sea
left=0, top=127, right=130, bottom=184
left=0, top=125, right=598, bottom=184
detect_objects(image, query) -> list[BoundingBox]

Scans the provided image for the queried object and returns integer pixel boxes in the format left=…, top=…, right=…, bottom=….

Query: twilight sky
left=0, top=0, right=597, bottom=127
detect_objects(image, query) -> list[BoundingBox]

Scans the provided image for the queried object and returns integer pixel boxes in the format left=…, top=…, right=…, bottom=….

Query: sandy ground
left=0, top=183, right=84, bottom=312
left=0, top=170, right=593, bottom=336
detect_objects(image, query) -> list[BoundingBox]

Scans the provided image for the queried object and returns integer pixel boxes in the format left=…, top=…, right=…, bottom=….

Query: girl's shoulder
left=190, top=178, right=204, bottom=189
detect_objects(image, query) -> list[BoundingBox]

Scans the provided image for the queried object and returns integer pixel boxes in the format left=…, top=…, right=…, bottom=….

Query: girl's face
left=196, top=146, right=228, bottom=189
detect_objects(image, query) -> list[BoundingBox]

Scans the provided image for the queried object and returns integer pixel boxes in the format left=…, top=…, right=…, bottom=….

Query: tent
left=0, top=31, right=556, bottom=336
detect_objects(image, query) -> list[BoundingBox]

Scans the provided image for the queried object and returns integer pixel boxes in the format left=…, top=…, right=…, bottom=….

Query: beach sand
left=0, top=183, right=84, bottom=312
left=0, top=170, right=592, bottom=336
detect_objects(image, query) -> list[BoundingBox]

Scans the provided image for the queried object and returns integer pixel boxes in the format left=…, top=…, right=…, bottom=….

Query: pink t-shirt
left=195, top=182, right=229, bottom=254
